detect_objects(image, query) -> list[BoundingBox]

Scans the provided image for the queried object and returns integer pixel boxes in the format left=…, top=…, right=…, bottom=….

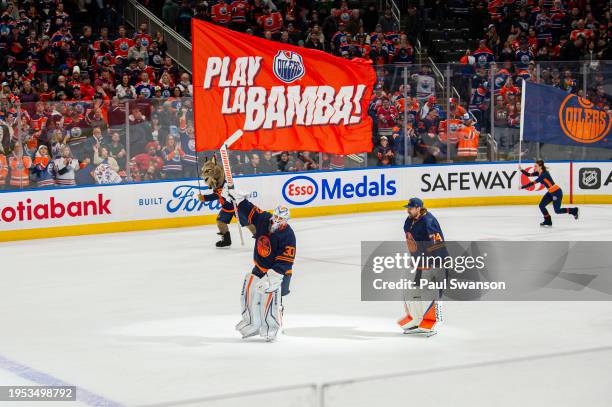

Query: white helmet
left=270, top=205, right=290, bottom=232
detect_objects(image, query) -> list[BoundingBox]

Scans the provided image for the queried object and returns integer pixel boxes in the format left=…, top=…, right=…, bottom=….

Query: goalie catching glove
left=254, top=269, right=284, bottom=293
left=226, top=187, right=248, bottom=204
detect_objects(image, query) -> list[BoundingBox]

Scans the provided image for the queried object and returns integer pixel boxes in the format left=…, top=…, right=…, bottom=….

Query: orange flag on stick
left=191, top=20, right=376, bottom=154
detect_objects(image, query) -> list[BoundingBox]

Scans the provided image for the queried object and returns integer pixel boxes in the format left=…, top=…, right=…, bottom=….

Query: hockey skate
left=571, top=208, right=579, bottom=220
left=236, top=320, right=260, bottom=339
left=216, top=231, right=232, bottom=247
left=540, top=218, right=552, bottom=228
left=402, top=326, right=437, bottom=337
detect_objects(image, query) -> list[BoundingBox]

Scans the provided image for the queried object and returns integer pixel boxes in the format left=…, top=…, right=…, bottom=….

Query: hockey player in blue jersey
left=520, top=159, right=579, bottom=227
left=229, top=191, right=296, bottom=342
left=398, top=198, right=447, bottom=336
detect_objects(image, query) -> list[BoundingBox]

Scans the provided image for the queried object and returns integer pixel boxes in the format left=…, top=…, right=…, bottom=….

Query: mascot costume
left=198, top=156, right=256, bottom=247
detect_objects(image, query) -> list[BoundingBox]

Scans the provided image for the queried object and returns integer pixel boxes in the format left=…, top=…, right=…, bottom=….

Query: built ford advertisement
left=0, top=161, right=607, bottom=242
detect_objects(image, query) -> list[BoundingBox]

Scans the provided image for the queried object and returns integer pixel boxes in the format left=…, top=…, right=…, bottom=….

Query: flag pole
left=519, top=79, right=526, bottom=168
left=220, top=130, right=245, bottom=246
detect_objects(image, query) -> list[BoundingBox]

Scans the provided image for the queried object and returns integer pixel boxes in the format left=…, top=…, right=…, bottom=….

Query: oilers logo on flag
left=523, top=81, right=612, bottom=149
left=559, top=94, right=611, bottom=144
left=273, top=50, right=305, bottom=83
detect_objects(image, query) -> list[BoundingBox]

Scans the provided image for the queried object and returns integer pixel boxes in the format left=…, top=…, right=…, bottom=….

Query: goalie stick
left=220, top=129, right=245, bottom=246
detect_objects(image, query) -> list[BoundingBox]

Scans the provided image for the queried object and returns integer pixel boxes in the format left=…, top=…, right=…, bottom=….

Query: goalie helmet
left=270, top=205, right=290, bottom=233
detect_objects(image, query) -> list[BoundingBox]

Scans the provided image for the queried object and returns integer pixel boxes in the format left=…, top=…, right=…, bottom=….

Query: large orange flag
left=191, top=20, right=376, bottom=154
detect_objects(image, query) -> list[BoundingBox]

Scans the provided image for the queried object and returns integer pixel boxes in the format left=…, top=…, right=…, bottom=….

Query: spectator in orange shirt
left=570, top=20, right=594, bottom=42
left=0, top=150, right=7, bottom=189
left=258, top=8, right=284, bottom=36
left=500, top=78, right=520, bottom=104
left=8, top=143, right=33, bottom=190
left=449, top=98, right=473, bottom=125
left=211, top=0, right=232, bottom=26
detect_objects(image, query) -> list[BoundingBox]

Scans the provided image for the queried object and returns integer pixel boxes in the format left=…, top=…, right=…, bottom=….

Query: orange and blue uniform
left=199, top=180, right=247, bottom=225
left=237, top=199, right=296, bottom=296
left=403, top=210, right=447, bottom=258
left=400, top=206, right=447, bottom=332
left=521, top=169, right=577, bottom=220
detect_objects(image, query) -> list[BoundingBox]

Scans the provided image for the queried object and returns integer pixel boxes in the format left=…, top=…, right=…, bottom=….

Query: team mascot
left=198, top=156, right=256, bottom=247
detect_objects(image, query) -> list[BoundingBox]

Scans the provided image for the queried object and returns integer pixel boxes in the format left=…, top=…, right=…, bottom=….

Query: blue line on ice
left=0, top=353, right=125, bottom=407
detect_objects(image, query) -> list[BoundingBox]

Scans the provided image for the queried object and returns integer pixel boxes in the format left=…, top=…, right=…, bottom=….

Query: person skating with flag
left=520, top=159, right=579, bottom=227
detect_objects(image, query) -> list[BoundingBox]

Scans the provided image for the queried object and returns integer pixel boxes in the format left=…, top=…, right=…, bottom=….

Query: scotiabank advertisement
left=0, top=161, right=598, bottom=238
left=0, top=182, right=225, bottom=232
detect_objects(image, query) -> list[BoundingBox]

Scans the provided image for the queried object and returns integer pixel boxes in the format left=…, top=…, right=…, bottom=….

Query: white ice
left=1, top=205, right=611, bottom=407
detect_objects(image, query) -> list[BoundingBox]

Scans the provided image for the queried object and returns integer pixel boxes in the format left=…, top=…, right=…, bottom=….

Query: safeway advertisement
left=279, top=162, right=569, bottom=207
left=0, top=161, right=588, bottom=235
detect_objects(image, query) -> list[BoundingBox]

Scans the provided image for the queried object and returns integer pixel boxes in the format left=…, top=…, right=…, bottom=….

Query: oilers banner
left=191, top=20, right=376, bottom=154
left=522, top=81, right=611, bottom=148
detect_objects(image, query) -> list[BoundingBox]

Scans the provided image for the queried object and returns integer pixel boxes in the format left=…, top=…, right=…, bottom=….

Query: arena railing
left=122, top=344, right=612, bottom=406
left=315, top=345, right=612, bottom=407
left=134, top=382, right=318, bottom=407
left=122, top=0, right=193, bottom=73
left=377, top=0, right=401, bottom=30
left=0, top=61, right=609, bottom=192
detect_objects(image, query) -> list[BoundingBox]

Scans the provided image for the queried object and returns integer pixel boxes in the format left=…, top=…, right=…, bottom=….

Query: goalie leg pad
left=259, top=289, right=282, bottom=342
left=399, top=300, right=441, bottom=333
left=236, top=273, right=262, bottom=338
left=236, top=272, right=283, bottom=341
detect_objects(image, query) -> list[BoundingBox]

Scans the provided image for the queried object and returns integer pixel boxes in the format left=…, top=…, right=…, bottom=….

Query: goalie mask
left=270, top=205, right=290, bottom=233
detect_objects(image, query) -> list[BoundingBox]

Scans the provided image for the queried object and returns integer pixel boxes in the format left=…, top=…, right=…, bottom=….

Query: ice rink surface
left=1, top=205, right=612, bottom=407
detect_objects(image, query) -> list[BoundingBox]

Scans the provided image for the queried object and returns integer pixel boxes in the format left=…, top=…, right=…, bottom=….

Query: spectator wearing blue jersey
left=180, top=125, right=198, bottom=178
left=472, top=40, right=496, bottom=68
left=161, top=135, right=185, bottom=179
left=390, top=126, right=406, bottom=164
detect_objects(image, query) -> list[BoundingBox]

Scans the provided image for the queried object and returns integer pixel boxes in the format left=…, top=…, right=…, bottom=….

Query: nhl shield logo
left=273, top=50, right=305, bottom=83
left=579, top=167, right=601, bottom=189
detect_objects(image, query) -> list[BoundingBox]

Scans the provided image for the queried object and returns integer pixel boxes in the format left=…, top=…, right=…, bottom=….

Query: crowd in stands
left=452, top=0, right=612, bottom=157
left=152, top=0, right=610, bottom=165
left=151, top=0, right=416, bottom=64
left=365, top=0, right=612, bottom=162
left=464, top=0, right=612, bottom=64
left=1, top=0, right=610, bottom=191
left=150, top=0, right=438, bottom=167
left=0, top=0, right=208, bottom=189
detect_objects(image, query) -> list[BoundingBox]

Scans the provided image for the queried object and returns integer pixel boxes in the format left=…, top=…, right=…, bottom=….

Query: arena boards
left=1, top=161, right=611, bottom=242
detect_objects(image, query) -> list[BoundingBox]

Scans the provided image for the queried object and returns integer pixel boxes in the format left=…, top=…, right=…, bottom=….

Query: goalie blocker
left=231, top=192, right=296, bottom=341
